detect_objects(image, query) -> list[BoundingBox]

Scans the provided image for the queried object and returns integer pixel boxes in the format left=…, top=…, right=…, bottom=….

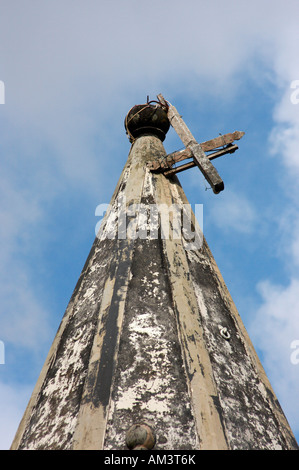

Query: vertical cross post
left=157, top=94, right=224, bottom=194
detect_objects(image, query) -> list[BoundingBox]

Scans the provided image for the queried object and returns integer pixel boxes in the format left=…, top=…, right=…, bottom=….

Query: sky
left=0, top=0, right=299, bottom=449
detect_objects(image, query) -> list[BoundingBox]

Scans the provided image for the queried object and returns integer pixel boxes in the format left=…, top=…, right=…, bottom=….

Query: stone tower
left=11, top=99, right=298, bottom=450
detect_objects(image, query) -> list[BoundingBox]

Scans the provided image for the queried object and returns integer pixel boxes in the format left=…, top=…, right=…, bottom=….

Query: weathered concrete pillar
left=11, top=103, right=298, bottom=450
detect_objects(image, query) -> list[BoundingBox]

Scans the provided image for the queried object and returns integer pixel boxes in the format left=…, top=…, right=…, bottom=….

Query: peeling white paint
left=15, top=134, right=297, bottom=451
left=83, top=287, right=96, bottom=299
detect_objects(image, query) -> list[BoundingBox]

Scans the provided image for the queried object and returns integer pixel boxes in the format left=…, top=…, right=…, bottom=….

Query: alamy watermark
left=290, top=340, right=299, bottom=365
left=0, top=81, right=5, bottom=104
left=95, top=199, right=203, bottom=250
left=290, top=80, right=299, bottom=104
left=0, top=340, right=5, bottom=364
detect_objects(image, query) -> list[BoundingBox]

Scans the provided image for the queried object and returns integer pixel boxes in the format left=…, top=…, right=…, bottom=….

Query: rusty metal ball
left=124, top=104, right=170, bottom=142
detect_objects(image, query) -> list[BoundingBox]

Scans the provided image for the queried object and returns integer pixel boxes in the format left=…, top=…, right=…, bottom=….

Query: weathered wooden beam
left=157, top=94, right=224, bottom=194
left=148, top=142, right=239, bottom=174
left=157, top=94, right=198, bottom=147
left=147, top=148, right=193, bottom=172
left=163, top=144, right=239, bottom=177
left=200, top=131, right=244, bottom=152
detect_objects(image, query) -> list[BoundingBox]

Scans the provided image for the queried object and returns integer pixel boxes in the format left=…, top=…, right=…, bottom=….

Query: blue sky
left=1, top=0, right=299, bottom=449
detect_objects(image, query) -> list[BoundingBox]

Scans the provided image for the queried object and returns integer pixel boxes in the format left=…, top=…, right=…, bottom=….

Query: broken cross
left=148, top=94, right=245, bottom=194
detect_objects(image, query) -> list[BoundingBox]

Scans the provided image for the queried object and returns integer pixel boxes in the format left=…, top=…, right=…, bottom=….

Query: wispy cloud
left=1, top=0, right=299, bottom=448
left=249, top=279, right=299, bottom=435
left=245, top=12, right=299, bottom=438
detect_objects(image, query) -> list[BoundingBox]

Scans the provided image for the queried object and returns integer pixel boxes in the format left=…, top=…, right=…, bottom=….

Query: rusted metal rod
left=163, top=144, right=239, bottom=176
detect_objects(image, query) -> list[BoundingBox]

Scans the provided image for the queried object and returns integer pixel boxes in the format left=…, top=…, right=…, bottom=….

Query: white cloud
left=0, top=171, right=53, bottom=350
left=240, top=5, right=299, bottom=440
left=249, top=12, right=299, bottom=439
left=270, top=87, right=299, bottom=177
left=248, top=278, right=299, bottom=435
left=273, top=206, right=299, bottom=270
left=1, top=0, right=299, bottom=448
left=266, top=7, right=299, bottom=179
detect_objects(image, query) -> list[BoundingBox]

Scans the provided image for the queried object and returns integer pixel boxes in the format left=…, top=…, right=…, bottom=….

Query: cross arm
left=162, top=144, right=239, bottom=177
left=200, top=131, right=245, bottom=152
left=147, top=140, right=240, bottom=172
